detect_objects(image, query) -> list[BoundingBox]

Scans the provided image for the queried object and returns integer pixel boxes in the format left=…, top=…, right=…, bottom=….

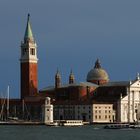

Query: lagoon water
left=0, top=125, right=140, bottom=140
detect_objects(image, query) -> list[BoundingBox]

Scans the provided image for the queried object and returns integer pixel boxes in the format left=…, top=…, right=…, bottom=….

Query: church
left=1, top=14, right=140, bottom=123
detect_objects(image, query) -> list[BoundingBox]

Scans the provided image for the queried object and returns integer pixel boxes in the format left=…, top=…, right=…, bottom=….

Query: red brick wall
left=79, top=87, right=87, bottom=98
left=21, top=62, right=38, bottom=98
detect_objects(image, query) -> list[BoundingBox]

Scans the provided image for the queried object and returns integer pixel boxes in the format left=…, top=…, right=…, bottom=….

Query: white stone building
left=54, top=103, right=115, bottom=123
left=118, top=75, right=140, bottom=123
left=93, top=104, right=115, bottom=123
left=94, top=74, right=140, bottom=123
left=42, top=97, right=53, bottom=124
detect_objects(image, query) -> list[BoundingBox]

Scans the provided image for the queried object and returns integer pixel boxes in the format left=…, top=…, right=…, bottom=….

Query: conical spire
left=69, top=69, right=75, bottom=84
left=94, top=58, right=101, bottom=69
left=55, top=69, right=61, bottom=88
left=55, top=68, right=61, bottom=78
left=24, top=14, right=34, bottom=41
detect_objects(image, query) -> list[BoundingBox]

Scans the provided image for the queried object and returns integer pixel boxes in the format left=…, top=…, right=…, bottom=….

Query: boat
left=104, top=121, right=140, bottom=129
left=59, top=120, right=83, bottom=126
left=104, top=124, right=130, bottom=129
left=0, top=86, right=9, bottom=122
left=129, top=124, right=140, bottom=129
left=45, top=122, right=59, bottom=126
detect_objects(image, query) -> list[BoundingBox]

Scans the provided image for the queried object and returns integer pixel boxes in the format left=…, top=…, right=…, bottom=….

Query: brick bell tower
left=20, top=14, right=38, bottom=99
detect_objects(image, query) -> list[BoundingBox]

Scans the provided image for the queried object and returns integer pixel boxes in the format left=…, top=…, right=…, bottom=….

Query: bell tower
left=20, top=14, right=38, bottom=99
left=69, top=69, right=75, bottom=84
left=55, top=69, right=61, bottom=88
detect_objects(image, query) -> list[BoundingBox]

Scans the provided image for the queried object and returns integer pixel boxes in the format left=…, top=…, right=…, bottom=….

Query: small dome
left=87, top=59, right=109, bottom=84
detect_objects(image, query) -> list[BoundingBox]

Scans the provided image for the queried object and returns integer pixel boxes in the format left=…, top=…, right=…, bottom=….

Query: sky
left=0, top=0, right=140, bottom=98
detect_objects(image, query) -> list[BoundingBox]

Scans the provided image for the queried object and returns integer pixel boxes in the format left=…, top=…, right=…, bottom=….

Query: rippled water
left=0, top=125, right=140, bottom=140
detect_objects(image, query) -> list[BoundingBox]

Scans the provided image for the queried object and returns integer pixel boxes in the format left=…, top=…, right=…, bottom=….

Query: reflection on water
left=0, top=125, right=139, bottom=140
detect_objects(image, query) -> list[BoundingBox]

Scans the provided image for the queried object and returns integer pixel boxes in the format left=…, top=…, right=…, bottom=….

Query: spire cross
left=137, top=72, right=140, bottom=80
left=27, top=13, right=30, bottom=21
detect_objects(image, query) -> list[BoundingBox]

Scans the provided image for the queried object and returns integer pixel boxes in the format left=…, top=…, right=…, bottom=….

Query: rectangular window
left=22, top=48, right=27, bottom=55
left=24, top=48, right=27, bottom=52
left=30, top=48, right=35, bottom=55
left=89, top=115, right=91, bottom=119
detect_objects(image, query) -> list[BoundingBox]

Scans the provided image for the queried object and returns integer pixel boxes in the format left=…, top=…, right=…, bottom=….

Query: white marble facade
left=119, top=76, right=140, bottom=123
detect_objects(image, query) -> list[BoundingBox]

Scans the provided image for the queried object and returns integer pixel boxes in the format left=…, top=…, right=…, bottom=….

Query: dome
left=87, top=59, right=109, bottom=84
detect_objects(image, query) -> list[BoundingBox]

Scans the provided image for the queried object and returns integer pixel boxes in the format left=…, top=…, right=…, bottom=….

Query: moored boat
left=129, top=124, right=140, bottom=129
left=59, top=120, right=83, bottom=126
left=104, top=124, right=130, bottom=129
left=45, top=122, right=58, bottom=126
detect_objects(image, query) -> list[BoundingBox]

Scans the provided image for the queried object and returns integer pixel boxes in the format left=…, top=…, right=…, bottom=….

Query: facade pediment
left=130, top=80, right=140, bottom=88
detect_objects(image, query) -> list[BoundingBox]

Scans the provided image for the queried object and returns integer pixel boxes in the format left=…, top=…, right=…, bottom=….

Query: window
left=30, top=48, right=35, bottom=55
left=22, top=48, right=27, bottom=55
left=89, top=115, right=91, bottom=119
